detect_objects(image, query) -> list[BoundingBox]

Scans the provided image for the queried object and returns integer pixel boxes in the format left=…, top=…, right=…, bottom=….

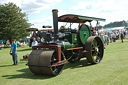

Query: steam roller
left=27, top=9, right=106, bottom=76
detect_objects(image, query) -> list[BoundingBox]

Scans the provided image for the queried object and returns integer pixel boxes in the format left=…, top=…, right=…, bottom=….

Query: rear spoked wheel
left=85, top=36, right=104, bottom=64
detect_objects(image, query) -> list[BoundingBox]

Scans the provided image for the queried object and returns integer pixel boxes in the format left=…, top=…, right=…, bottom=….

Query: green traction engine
left=27, top=9, right=106, bottom=76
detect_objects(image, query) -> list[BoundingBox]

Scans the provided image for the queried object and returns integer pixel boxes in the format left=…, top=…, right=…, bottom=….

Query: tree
left=103, top=20, right=128, bottom=28
left=0, top=2, right=31, bottom=43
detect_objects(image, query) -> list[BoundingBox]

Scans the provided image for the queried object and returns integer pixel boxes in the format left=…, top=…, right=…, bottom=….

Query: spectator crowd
left=90, top=27, right=127, bottom=47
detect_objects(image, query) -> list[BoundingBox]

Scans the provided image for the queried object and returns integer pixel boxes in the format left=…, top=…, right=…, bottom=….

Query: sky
left=0, top=0, right=128, bottom=28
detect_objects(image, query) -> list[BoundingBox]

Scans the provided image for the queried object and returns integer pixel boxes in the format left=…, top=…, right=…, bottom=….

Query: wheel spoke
left=92, top=43, right=95, bottom=46
left=98, top=51, right=100, bottom=54
left=96, top=56, right=99, bottom=59
left=95, top=45, right=99, bottom=48
left=92, top=42, right=100, bottom=61
left=92, top=55, right=97, bottom=61
left=91, top=50, right=95, bottom=51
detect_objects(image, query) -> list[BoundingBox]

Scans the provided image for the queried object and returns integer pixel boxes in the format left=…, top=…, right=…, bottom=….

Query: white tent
left=112, top=27, right=125, bottom=31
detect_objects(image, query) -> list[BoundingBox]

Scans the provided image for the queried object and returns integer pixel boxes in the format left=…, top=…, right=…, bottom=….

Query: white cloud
left=30, top=15, right=53, bottom=28
left=69, top=0, right=128, bottom=25
left=0, top=0, right=62, bottom=14
left=0, top=0, right=63, bottom=28
left=58, top=9, right=68, bottom=16
left=36, top=0, right=61, bottom=4
left=70, top=1, right=95, bottom=10
left=0, top=0, right=22, bottom=7
left=1, top=0, right=128, bottom=27
left=29, top=9, right=68, bottom=28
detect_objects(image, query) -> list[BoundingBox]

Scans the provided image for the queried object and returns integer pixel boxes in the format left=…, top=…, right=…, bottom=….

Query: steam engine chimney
left=52, top=9, right=58, bottom=40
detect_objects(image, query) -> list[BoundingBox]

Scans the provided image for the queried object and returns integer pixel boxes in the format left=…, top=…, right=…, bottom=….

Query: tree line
left=103, top=21, right=128, bottom=28
left=96, top=21, right=128, bottom=29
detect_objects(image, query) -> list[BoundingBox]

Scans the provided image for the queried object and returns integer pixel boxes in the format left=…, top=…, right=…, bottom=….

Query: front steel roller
left=28, top=50, right=64, bottom=76
left=85, top=36, right=104, bottom=64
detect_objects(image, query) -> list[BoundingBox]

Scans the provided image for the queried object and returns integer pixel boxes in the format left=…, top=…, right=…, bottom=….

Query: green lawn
left=0, top=38, right=128, bottom=85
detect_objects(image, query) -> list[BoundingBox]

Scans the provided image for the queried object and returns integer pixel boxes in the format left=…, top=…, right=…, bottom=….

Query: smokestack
left=52, top=9, right=58, bottom=40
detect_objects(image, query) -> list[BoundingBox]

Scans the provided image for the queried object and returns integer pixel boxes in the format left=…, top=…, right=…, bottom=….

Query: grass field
left=0, top=38, right=128, bottom=85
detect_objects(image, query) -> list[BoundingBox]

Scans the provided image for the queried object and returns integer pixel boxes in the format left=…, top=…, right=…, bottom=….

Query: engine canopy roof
left=58, top=14, right=106, bottom=23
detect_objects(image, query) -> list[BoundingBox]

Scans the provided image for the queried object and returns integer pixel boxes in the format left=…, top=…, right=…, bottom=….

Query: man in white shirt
left=32, top=38, right=38, bottom=46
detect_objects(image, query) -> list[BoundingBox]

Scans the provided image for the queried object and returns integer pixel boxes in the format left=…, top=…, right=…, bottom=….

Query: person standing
left=120, top=32, right=124, bottom=43
left=112, top=33, right=116, bottom=42
left=108, top=32, right=112, bottom=43
left=123, top=31, right=126, bottom=38
left=104, top=33, right=108, bottom=46
left=10, top=39, right=19, bottom=65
